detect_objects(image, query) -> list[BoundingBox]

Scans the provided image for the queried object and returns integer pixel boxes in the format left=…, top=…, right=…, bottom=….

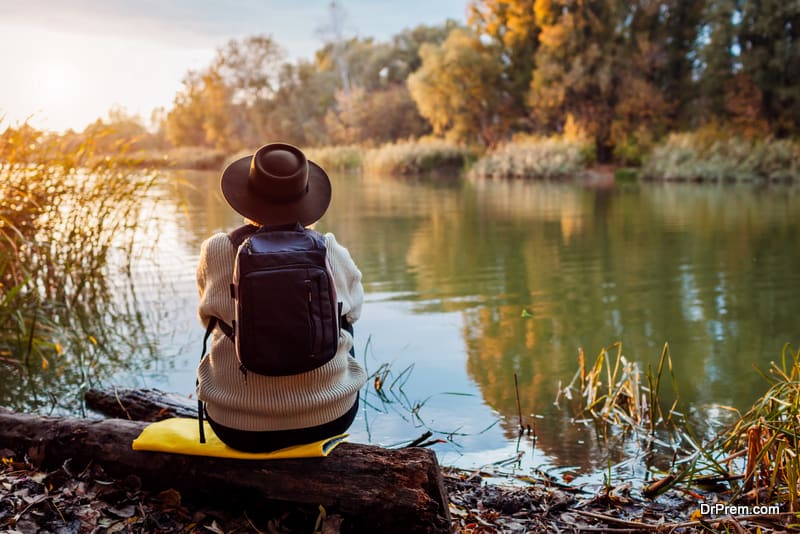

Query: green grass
left=614, top=167, right=640, bottom=183
left=557, top=342, right=679, bottom=435
left=714, top=344, right=800, bottom=507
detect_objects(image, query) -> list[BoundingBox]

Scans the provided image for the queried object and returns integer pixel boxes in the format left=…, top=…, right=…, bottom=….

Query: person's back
left=195, top=142, right=367, bottom=452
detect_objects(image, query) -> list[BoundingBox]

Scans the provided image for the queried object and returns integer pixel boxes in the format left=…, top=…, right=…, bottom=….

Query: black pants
left=205, top=394, right=359, bottom=453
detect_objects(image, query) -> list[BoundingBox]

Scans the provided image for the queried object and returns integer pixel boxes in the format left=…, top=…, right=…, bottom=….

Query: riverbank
left=117, top=134, right=800, bottom=185
left=2, top=454, right=795, bottom=533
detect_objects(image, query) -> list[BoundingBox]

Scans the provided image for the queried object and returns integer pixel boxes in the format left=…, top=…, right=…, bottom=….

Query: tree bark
left=85, top=387, right=197, bottom=421
left=0, top=409, right=451, bottom=532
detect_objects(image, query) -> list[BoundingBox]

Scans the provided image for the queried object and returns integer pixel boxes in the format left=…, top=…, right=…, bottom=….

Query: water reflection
left=317, top=174, right=798, bottom=471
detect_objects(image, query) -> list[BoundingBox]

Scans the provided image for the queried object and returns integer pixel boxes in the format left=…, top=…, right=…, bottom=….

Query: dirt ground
left=1, top=452, right=796, bottom=533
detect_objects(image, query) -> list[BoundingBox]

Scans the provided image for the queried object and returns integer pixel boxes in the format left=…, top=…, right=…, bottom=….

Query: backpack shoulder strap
left=227, top=224, right=260, bottom=248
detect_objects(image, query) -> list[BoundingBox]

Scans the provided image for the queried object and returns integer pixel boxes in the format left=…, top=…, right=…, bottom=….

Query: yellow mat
left=131, top=417, right=346, bottom=459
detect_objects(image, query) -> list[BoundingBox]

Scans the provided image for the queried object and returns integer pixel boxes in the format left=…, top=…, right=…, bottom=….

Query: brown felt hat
left=220, top=143, right=332, bottom=226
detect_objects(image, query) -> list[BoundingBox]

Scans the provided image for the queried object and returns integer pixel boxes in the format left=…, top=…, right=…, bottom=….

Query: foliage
left=529, top=0, right=681, bottom=162
left=163, top=21, right=457, bottom=151
left=407, top=28, right=510, bottom=146
left=24, top=2, right=800, bottom=164
left=613, top=167, right=640, bottom=183
left=166, top=35, right=285, bottom=151
left=737, top=0, right=800, bottom=136
left=324, top=84, right=429, bottom=146
left=469, top=136, right=592, bottom=179
left=363, top=139, right=476, bottom=175
left=468, top=0, right=540, bottom=132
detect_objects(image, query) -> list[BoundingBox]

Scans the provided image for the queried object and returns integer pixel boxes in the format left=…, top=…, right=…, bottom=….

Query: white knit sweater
left=196, top=230, right=367, bottom=431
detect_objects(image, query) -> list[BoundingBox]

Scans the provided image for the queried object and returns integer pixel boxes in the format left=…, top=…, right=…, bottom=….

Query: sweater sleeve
left=196, top=233, right=237, bottom=329
left=325, top=233, right=364, bottom=325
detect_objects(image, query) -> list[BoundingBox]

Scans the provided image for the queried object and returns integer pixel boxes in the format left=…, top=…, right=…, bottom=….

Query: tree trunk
left=85, top=387, right=197, bottom=421
left=0, top=409, right=451, bottom=533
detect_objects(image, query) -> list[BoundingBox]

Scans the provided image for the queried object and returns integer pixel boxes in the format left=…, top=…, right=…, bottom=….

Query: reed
left=642, top=132, right=800, bottom=183
left=469, top=136, right=593, bottom=179
left=0, top=122, right=159, bottom=413
left=559, top=342, right=800, bottom=508
left=304, top=145, right=363, bottom=172
left=116, top=146, right=227, bottom=170
left=363, top=139, right=475, bottom=176
left=557, top=342, right=679, bottom=435
left=710, top=344, right=800, bottom=508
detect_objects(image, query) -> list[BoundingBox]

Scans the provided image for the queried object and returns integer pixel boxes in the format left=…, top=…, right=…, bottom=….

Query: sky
left=0, top=0, right=467, bottom=132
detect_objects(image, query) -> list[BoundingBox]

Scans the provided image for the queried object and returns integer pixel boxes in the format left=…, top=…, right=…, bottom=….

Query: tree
left=408, top=28, right=510, bottom=145
left=737, top=0, right=800, bottom=136
left=468, top=0, right=541, bottom=132
left=697, top=0, right=740, bottom=121
left=165, top=36, right=285, bottom=150
left=165, top=70, right=235, bottom=149
left=325, top=84, right=429, bottom=145
left=658, top=0, right=707, bottom=128
left=529, top=0, right=627, bottom=160
left=81, top=106, right=154, bottom=153
left=257, top=60, right=338, bottom=147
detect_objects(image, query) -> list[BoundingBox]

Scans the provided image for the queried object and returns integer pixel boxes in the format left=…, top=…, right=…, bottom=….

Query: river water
left=110, top=169, right=800, bottom=483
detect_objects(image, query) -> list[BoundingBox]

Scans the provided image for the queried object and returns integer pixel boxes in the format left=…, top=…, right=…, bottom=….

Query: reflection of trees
left=391, top=178, right=799, bottom=463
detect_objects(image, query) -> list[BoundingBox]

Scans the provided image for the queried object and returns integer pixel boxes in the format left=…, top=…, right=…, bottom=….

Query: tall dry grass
left=469, top=137, right=593, bottom=179
left=0, top=123, right=160, bottom=413
left=363, top=139, right=476, bottom=175
left=642, top=132, right=800, bottom=183
left=561, top=342, right=800, bottom=509
left=304, top=145, right=363, bottom=172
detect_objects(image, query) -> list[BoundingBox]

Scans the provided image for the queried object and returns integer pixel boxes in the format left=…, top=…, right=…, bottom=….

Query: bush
left=642, top=133, right=800, bottom=183
left=469, top=137, right=592, bottom=179
left=304, top=145, right=363, bottom=172
left=363, top=139, right=475, bottom=175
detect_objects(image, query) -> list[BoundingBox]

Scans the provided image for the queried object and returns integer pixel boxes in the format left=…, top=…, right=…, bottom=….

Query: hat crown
left=249, top=144, right=307, bottom=200
left=259, top=149, right=300, bottom=177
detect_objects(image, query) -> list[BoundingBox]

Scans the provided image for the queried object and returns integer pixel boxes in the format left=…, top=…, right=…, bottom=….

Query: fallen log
left=85, top=387, right=197, bottom=421
left=0, top=409, right=451, bottom=532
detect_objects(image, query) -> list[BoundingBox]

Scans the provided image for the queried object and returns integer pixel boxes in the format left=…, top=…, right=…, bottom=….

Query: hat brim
left=220, top=154, right=332, bottom=227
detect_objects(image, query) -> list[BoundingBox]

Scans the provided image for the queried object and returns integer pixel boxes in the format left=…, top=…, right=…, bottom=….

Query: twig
left=12, top=494, right=51, bottom=526
left=574, top=510, right=660, bottom=530
left=113, top=386, right=132, bottom=420
left=405, top=431, right=433, bottom=448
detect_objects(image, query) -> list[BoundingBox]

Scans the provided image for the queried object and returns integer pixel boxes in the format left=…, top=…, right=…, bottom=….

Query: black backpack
left=197, top=223, right=341, bottom=442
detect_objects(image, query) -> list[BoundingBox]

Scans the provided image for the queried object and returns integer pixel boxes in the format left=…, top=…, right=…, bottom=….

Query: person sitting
left=195, top=142, right=366, bottom=452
